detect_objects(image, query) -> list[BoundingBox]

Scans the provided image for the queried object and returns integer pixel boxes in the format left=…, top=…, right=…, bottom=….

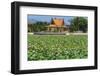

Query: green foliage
left=28, top=35, right=88, bottom=61
left=28, top=22, right=49, bottom=32
left=70, top=17, right=88, bottom=32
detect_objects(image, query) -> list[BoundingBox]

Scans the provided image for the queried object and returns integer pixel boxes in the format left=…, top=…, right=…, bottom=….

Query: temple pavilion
left=46, top=18, right=68, bottom=32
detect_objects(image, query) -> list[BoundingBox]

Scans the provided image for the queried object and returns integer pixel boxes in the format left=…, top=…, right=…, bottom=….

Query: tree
left=70, top=17, right=88, bottom=32
left=51, top=18, right=54, bottom=24
left=28, top=21, right=49, bottom=32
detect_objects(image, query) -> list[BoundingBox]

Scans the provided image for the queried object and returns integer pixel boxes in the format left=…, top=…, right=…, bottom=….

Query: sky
left=28, top=15, right=87, bottom=25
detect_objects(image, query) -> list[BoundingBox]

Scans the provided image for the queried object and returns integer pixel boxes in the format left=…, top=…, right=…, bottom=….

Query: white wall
left=0, top=0, right=99, bottom=76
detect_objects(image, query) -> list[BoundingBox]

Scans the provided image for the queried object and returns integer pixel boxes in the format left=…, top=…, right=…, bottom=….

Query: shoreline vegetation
left=28, top=34, right=88, bottom=61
